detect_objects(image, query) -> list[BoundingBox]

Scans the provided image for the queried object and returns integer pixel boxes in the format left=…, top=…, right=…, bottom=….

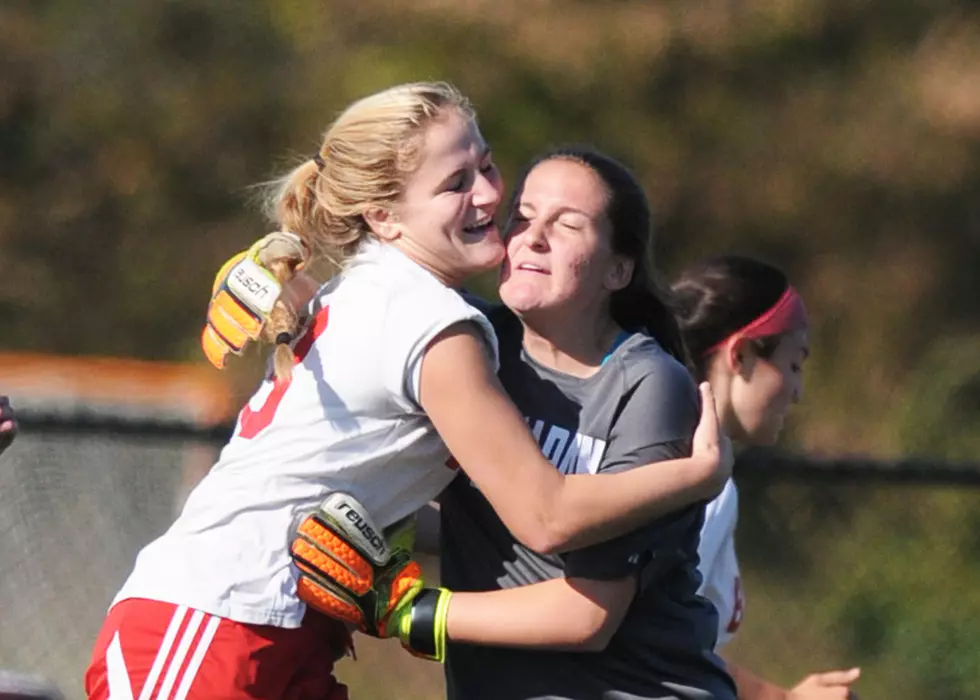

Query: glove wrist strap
left=405, top=588, right=452, bottom=660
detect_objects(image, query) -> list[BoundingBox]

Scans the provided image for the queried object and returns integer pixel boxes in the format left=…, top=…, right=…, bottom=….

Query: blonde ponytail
left=257, top=159, right=325, bottom=380
left=262, top=257, right=301, bottom=381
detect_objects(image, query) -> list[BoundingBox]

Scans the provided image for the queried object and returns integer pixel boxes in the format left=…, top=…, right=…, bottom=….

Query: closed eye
left=511, top=204, right=533, bottom=223
left=479, top=149, right=497, bottom=175
left=445, top=172, right=467, bottom=192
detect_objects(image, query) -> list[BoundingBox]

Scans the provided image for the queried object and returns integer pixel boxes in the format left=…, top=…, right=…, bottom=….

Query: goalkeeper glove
left=290, top=492, right=453, bottom=662
left=201, top=231, right=309, bottom=369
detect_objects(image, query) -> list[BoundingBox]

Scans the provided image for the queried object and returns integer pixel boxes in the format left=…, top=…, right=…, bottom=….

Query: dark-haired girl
left=434, top=148, right=737, bottom=700
left=672, top=256, right=860, bottom=700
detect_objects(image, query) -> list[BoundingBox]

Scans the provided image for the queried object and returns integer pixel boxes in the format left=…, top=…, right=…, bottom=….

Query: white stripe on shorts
left=155, top=609, right=204, bottom=700
left=106, top=632, right=134, bottom=700
left=171, top=615, right=221, bottom=700
left=138, top=605, right=188, bottom=700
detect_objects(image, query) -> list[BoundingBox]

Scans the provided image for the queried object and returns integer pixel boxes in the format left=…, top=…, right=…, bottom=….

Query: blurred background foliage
left=1, top=0, right=978, bottom=698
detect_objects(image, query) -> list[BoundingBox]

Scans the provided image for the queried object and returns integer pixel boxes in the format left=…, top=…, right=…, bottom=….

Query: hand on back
left=691, top=382, right=734, bottom=498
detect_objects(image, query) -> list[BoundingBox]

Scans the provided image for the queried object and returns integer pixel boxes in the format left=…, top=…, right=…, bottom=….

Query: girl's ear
left=363, top=207, right=400, bottom=241
left=604, top=255, right=635, bottom=292
left=728, top=336, right=759, bottom=377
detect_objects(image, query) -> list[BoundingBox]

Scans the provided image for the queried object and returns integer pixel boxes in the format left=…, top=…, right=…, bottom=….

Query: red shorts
left=85, top=598, right=351, bottom=700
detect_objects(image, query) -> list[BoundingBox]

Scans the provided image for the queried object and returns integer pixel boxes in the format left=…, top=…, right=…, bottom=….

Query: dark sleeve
left=563, top=360, right=700, bottom=580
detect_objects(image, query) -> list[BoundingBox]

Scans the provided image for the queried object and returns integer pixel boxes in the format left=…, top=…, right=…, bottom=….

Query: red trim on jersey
left=237, top=306, right=331, bottom=440
left=726, top=576, right=745, bottom=633
left=293, top=306, right=331, bottom=360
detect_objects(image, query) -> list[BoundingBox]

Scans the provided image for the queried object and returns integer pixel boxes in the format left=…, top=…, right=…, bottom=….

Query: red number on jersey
left=236, top=307, right=330, bottom=439
left=726, top=575, right=744, bottom=633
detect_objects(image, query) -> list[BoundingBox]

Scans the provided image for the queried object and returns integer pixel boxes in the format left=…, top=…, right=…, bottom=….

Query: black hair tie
left=312, top=153, right=325, bottom=170
left=276, top=332, right=293, bottom=346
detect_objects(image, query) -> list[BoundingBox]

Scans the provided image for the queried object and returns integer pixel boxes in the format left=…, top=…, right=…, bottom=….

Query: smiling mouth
left=516, top=263, right=549, bottom=274
left=463, top=216, right=495, bottom=234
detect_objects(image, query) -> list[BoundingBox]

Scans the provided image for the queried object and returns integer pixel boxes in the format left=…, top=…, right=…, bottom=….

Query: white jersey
left=696, top=478, right=744, bottom=648
left=114, top=239, right=498, bottom=628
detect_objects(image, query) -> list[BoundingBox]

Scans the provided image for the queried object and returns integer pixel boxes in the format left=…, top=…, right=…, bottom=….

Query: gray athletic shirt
left=439, top=306, right=736, bottom=700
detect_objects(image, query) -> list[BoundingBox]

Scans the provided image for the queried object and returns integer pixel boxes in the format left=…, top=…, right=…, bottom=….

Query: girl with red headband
left=671, top=256, right=860, bottom=700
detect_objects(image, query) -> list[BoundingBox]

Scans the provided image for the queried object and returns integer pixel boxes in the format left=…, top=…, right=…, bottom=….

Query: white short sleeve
left=384, top=288, right=498, bottom=409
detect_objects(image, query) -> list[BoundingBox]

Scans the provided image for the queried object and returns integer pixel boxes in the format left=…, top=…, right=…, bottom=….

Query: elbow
left=561, top=576, right=633, bottom=653
left=521, top=510, right=579, bottom=555
left=578, top=628, right=615, bottom=653
left=515, top=525, right=564, bottom=556
left=566, top=611, right=618, bottom=653
left=509, top=487, right=573, bottom=555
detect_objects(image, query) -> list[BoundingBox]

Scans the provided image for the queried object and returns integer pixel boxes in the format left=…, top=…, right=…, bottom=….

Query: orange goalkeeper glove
left=201, top=231, right=309, bottom=369
left=290, top=492, right=453, bottom=662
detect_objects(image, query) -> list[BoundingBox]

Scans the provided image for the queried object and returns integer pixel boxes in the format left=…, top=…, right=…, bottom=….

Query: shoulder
left=349, top=243, right=496, bottom=333
left=388, top=285, right=498, bottom=366
left=617, top=335, right=698, bottom=407
left=598, top=334, right=699, bottom=445
left=316, top=245, right=499, bottom=367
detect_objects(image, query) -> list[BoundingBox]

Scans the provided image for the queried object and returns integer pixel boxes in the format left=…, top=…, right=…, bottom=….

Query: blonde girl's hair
left=260, top=81, right=475, bottom=379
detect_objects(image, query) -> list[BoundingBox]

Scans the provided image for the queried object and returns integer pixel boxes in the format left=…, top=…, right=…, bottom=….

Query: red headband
left=704, top=286, right=808, bottom=356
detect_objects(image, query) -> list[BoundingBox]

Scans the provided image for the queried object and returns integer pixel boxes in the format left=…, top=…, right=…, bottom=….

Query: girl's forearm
left=446, top=576, right=634, bottom=651
left=543, top=452, right=719, bottom=553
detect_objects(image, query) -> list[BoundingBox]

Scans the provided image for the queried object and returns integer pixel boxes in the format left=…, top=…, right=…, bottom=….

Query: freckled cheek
left=564, top=254, right=606, bottom=294
left=563, top=251, right=593, bottom=277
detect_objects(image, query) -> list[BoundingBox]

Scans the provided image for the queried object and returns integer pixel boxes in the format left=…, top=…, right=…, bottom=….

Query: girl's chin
left=498, top=286, right=547, bottom=314
left=480, top=240, right=507, bottom=268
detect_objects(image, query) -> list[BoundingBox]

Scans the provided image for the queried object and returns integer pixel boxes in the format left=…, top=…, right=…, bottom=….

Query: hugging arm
left=446, top=575, right=635, bottom=651
left=203, top=254, right=729, bottom=555
left=419, top=323, right=729, bottom=554
left=445, top=400, right=700, bottom=651
left=291, top=373, right=714, bottom=657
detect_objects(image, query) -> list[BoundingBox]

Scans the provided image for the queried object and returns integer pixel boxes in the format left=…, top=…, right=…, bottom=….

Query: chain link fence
left=1, top=420, right=977, bottom=700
